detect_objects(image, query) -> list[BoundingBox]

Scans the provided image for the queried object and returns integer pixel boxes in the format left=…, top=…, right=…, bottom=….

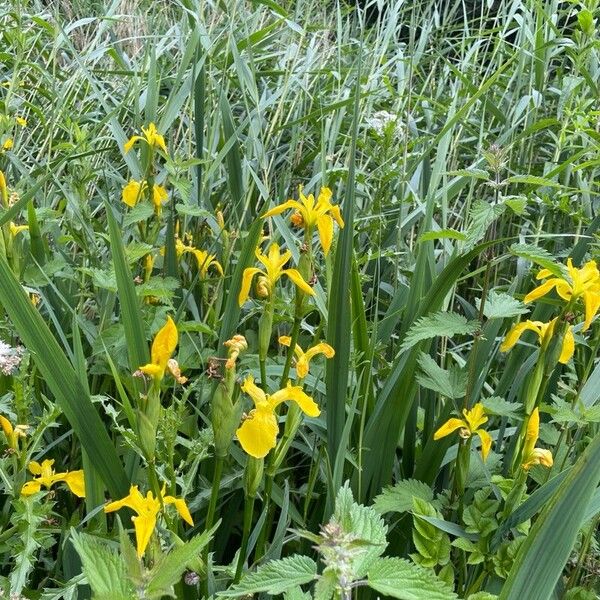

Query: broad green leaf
left=373, top=479, right=434, bottom=515
left=477, top=291, right=528, bottom=320
left=510, top=243, right=563, bottom=277
left=70, top=530, right=134, bottom=599
left=416, top=353, right=467, bottom=399
left=218, top=555, right=318, bottom=596
left=367, top=557, right=457, bottom=599
left=400, top=311, right=479, bottom=353
left=418, top=228, right=467, bottom=242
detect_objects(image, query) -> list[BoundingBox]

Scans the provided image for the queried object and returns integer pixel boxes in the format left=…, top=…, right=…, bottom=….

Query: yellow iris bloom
left=500, top=318, right=574, bottom=364
left=21, top=459, right=85, bottom=498
left=2, top=139, right=13, bottom=151
left=278, top=336, right=335, bottom=378
left=0, top=415, right=27, bottom=450
left=122, top=180, right=168, bottom=215
left=139, top=316, right=181, bottom=382
left=238, top=244, right=315, bottom=306
left=224, top=334, right=248, bottom=369
left=15, top=116, right=27, bottom=127
left=104, top=485, right=193, bottom=558
left=521, top=407, right=553, bottom=470
left=9, top=222, right=28, bottom=238
left=263, top=187, right=344, bottom=255
left=236, top=375, right=320, bottom=458
left=433, top=403, right=492, bottom=461
left=524, top=258, right=600, bottom=330
left=124, top=122, right=168, bottom=154
left=191, top=249, right=224, bottom=278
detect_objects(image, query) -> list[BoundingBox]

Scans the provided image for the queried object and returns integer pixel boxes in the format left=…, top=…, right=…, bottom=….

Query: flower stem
left=234, top=493, right=255, bottom=583
left=202, top=456, right=224, bottom=597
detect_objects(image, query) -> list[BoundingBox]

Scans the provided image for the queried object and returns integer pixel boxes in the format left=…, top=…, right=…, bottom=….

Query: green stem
left=260, top=358, right=267, bottom=390
left=202, top=456, right=224, bottom=598
left=234, top=494, right=256, bottom=583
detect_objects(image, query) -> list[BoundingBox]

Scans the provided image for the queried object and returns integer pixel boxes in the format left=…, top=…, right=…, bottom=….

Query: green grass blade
left=105, top=202, right=149, bottom=372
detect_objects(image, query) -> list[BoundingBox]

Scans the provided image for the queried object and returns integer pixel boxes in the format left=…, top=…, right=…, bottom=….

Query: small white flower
left=0, top=341, right=24, bottom=375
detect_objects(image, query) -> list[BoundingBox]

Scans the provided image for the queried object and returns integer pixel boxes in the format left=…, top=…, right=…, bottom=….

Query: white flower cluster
left=0, top=340, right=24, bottom=375
left=366, top=110, right=404, bottom=138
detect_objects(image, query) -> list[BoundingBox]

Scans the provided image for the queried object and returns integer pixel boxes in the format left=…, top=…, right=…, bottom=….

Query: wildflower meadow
left=1, top=0, right=600, bottom=598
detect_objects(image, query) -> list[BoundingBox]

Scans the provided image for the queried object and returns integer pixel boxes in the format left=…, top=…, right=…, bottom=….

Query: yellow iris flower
left=278, top=336, right=335, bottom=379
left=433, top=403, right=492, bottom=461
left=15, top=116, right=27, bottom=127
left=238, top=244, right=315, bottom=306
left=524, top=258, right=600, bottom=330
left=191, top=249, right=224, bottom=278
left=122, top=180, right=168, bottom=215
left=236, top=375, right=320, bottom=458
left=500, top=318, right=574, bottom=364
left=104, top=485, right=193, bottom=558
left=21, top=459, right=85, bottom=498
left=521, top=407, right=553, bottom=470
left=124, top=122, right=168, bottom=154
left=9, top=222, right=28, bottom=238
left=2, top=139, right=13, bottom=151
left=224, top=334, right=248, bottom=369
left=0, top=415, right=27, bottom=450
left=263, top=187, right=344, bottom=255
left=139, top=316, right=182, bottom=382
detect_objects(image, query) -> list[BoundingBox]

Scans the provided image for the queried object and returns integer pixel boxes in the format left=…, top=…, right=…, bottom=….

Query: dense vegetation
left=0, top=0, right=599, bottom=598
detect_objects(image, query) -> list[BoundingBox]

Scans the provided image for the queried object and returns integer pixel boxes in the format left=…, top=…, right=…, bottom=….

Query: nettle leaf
left=69, top=530, right=134, bottom=600
left=418, top=228, right=467, bottom=243
left=400, top=312, right=479, bottom=353
left=510, top=243, right=563, bottom=277
left=125, top=241, right=154, bottom=264
left=416, top=353, right=467, bottom=399
left=502, top=195, right=528, bottom=215
left=476, top=291, right=528, bottom=320
left=482, top=396, right=522, bottom=419
left=374, top=479, right=434, bottom=515
left=367, top=557, right=457, bottom=599
left=123, top=202, right=154, bottom=226
left=81, top=267, right=118, bottom=292
left=411, top=497, right=450, bottom=568
left=466, top=200, right=506, bottom=247
left=137, top=276, right=180, bottom=300
left=467, top=593, right=499, bottom=600
left=219, top=555, right=318, bottom=597
left=313, top=569, right=337, bottom=600
left=448, top=167, right=491, bottom=181
left=505, top=174, right=562, bottom=188
left=334, top=483, right=388, bottom=577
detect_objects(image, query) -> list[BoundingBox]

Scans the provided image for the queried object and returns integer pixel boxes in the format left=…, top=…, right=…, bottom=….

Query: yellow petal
left=269, top=383, right=320, bottom=417
left=463, top=403, right=488, bottom=432
left=238, top=267, right=263, bottom=306
left=559, top=326, right=575, bottom=364
left=582, top=290, right=600, bottom=331
left=139, top=363, right=163, bottom=378
left=236, top=406, right=278, bottom=458
left=124, top=135, right=141, bottom=153
left=283, top=269, right=315, bottom=296
left=329, top=204, right=344, bottom=228
left=433, top=418, right=467, bottom=440
left=0, top=415, right=13, bottom=439
left=104, top=486, right=145, bottom=514
left=500, top=321, right=543, bottom=353
left=304, top=342, right=335, bottom=361
left=316, top=214, right=334, bottom=255
left=164, top=495, right=194, bottom=526
left=524, top=279, right=562, bottom=303
left=21, top=481, right=42, bottom=495
left=150, top=316, right=178, bottom=371
left=241, top=375, right=267, bottom=407
left=122, top=180, right=144, bottom=207
left=262, top=200, right=302, bottom=219
left=278, top=336, right=292, bottom=347
left=296, top=356, right=309, bottom=378
left=475, top=429, right=492, bottom=462
left=522, top=407, right=540, bottom=460
left=60, top=470, right=86, bottom=498
left=132, top=512, right=157, bottom=558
